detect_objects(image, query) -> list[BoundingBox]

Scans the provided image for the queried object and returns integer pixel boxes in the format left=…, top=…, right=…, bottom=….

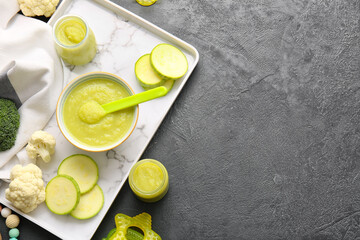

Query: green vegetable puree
left=133, top=162, right=164, bottom=192
left=56, top=19, right=86, bottom=46
left=129, top=159, right=169, bottom=202
left=54, top=16, right=97, bottom=65
left=63, top=78, right=135, bottom=148
left=78, top=100, right=106, bottom=124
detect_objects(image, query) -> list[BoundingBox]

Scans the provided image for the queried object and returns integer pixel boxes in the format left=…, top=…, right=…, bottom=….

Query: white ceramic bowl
left=56, top=72, right=139, bottom=152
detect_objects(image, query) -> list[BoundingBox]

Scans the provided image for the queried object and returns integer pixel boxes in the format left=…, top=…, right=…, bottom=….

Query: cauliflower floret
left=17, top=0, right=60, bottom=17
left=26, top=130, right=56, bottom=163
left=5, top=164, right=45, bottom=213
left=10, top=163, right=43, bottom=180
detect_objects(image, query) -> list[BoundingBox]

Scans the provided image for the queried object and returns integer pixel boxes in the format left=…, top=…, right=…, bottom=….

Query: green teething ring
left=108, top=213, right=161, bottom=240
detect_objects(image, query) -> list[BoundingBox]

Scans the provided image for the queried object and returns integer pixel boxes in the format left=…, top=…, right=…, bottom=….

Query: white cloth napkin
left=0, top=0, right=63, bottom=171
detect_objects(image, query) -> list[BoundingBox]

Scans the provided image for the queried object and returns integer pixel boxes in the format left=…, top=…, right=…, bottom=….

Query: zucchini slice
left=150, top=43, right=188, bottom=80
left=58, top=154, right=99, bottom=194
left=162, top=79, right=175, bottom=91
left=45, top=175, right=80, bottom=215
left=135, top=54, right=165, bottom=88
left=71, top=184, right=104, bottom=219
left=143, top=79, right=175, bottom=92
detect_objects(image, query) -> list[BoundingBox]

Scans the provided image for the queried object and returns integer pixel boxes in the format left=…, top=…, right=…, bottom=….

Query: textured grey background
left=8, top=0, right=360, bottom=239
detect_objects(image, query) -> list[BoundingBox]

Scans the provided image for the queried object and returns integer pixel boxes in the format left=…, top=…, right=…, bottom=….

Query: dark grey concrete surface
left=11, top=0, right=360, bottom=239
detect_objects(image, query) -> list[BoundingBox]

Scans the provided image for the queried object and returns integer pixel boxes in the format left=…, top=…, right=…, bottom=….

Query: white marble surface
left=0, top=0, right=198, bottom=239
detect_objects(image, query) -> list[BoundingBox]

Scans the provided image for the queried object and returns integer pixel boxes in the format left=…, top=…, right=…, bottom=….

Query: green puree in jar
left=54, top=16, right=97, bottom=65
left=56, top=19, right=86, bottom=45
left=129, top=159, right=169, bottom=202
left=63, top=78, right=135, bottom=148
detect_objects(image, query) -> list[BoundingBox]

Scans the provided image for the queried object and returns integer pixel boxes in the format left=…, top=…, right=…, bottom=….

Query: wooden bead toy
left=6, top=214, right=20, bottom=228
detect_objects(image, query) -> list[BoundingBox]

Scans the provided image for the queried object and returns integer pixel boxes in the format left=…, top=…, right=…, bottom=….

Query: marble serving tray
left=0, top=0, right=199, bottom=239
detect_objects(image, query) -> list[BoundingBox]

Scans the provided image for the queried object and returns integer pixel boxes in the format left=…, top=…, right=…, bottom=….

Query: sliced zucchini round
left=143, top=79, right=175, bottom=92
left=70, top=184, right=104, bottom=219
left=58, top=154, right=99, bottom=194
left=45, top=175, right=80, bottom=215
left=135, top=54, right=165, bottom=88
left=162, top=79, right=175, bottom=91
left=150, top=43, right=188, bottom=80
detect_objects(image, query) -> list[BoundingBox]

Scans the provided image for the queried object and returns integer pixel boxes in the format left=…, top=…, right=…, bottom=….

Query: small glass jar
left=53, top=15, right=97, bottom=65
left=129, top=159, right=169, bottom=203
left=136, top=0, right=157, bottom=6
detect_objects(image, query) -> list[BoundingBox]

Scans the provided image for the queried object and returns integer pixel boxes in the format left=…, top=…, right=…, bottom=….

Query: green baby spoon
left=78, top=86, right=168, bottom=124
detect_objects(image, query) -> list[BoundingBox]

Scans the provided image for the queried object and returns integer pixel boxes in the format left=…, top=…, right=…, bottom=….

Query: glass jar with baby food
left=53, top=15, right=97, bottom=65
left=129, top=159, right=169, bottom=202
left=136, top=0, right=157, bottom=6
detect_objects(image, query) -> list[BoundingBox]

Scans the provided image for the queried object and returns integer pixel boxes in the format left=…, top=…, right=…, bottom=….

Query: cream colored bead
left=1, top=207, right=11, bottom=218
left=5, top=214, right=20, bottom=228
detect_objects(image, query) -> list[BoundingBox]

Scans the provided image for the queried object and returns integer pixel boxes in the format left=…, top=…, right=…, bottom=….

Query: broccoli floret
left=0, top=98, right=20, bottom=151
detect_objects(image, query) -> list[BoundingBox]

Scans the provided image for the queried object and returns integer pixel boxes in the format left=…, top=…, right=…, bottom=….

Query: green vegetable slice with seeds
left=57, top=154, right=99, bottom=194
left=71, top=184, right=104, bottom=219
left=135, top=54, right=165, bottom=88
left=142, top=79, right=175, bottom=92
left=45, top=175, right=80, bottom=215
left=150, top=43, right=188, bottom=80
